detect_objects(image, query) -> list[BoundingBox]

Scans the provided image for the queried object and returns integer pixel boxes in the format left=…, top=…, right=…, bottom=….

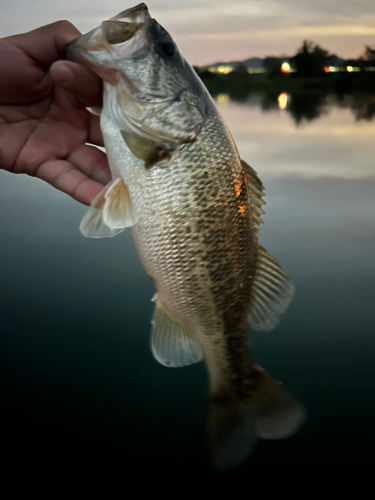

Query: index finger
left=6, top=20, right=81, bottom=67
left=50, top=60, right=103, bottom=107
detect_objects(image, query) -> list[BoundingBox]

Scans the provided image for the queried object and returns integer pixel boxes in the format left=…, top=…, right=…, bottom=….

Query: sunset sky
left=1, top=0, right=374, bottom=65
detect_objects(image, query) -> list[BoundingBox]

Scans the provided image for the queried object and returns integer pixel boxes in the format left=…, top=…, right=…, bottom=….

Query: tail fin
left=206, top=364, right=306, bottom=470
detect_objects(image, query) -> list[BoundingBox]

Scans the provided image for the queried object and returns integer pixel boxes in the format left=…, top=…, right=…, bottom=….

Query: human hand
left=0, top=21, right=110, bottom=206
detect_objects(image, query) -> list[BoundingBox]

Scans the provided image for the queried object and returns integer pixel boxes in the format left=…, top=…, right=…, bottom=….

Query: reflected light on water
left=216, top=93, right=229, bottom=106
left=1, top=91, right=375, bottom=478
left=216, top=97, right=375, bottom=179
left=278, top=93, right=288, bottom=110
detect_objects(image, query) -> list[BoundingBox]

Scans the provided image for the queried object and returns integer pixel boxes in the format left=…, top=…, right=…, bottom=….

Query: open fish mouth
left=110, top=2, right=150, bottom=22
left=65, top=3, right=151, bottom=82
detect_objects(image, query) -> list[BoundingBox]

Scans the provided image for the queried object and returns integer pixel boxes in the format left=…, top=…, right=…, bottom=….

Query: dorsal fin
left=241, top=159, right=266, bottom=239
left=240, top=161, right=294, bottom=330
left=249, top=245, right=295, bottom=331
left=150, top=294, right=203, bottom=367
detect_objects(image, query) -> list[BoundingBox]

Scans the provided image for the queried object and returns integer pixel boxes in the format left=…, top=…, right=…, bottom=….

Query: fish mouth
left=65, top=3, right=151, bottom=82
left=110, top=3, right=150, bottom=23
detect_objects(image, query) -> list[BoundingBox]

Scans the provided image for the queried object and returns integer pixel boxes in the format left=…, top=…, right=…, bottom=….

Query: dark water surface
left=1, top=94, right=374, bottom=488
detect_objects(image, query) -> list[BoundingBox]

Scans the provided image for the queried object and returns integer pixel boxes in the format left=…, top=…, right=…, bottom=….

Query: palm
left=0, top=23, right=110, bottom=205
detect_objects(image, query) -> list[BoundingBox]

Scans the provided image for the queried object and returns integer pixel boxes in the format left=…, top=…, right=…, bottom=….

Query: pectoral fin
left=150, top=294, right=203, bottom=367
left=249, top=245, right=294, bottom=331
left=80, top=177, right=137, bottom=238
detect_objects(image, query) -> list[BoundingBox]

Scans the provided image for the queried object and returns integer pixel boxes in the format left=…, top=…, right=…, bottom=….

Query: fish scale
left=66, top=2, right=305, bottom=469
left=126, top=97, right=256, bottom=402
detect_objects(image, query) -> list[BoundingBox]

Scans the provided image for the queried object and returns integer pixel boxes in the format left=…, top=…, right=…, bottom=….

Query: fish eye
left=158, top=41, right=175, bottom=57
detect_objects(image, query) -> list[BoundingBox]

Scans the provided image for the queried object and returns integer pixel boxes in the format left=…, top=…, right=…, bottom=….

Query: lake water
left=1, top=94, right=374, bottom=487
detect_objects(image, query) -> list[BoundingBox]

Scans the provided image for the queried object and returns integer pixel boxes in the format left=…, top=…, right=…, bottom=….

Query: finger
left=35, top=159, right=106, bottom=206
left=67, top=144, right=111, bottom=186
left=50, top=60, right=103, bottom=107
left=8, top=20, right=81, bottom=66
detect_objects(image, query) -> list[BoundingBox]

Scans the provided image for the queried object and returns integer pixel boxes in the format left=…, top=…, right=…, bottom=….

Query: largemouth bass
left=67, top=3, right=305, bottom=469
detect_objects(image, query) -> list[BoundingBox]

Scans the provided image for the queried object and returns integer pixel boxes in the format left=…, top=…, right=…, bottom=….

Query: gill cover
left=66, top=5, right=206, bottom=147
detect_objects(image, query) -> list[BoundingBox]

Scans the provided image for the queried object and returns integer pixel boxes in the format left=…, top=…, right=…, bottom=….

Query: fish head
left=65, top=3, right=150, bottom=84
left=66, top=3, right=206, bottom=145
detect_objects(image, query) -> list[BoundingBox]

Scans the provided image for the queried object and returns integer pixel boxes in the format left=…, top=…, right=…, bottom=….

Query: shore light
left=324, top=66, right=339, bottom=72
left=281, top=62, right=290, bottom=73
left=217, top=65, right=233, bottom=74
left=346, top=66, right=361, bottom=72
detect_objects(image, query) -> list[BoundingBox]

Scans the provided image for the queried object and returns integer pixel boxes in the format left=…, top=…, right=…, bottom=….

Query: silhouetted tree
left=290, top=40, right=331, bottom=77
left=233, top=64, right=248, bottom=74
left=350, top=95, right=375, bottom=121
left=287, top=93, right=326, bottom=124
left=364, top=45, right=375, bottom=61
left=260, top=93, right=280, bottom=111
left=263, top=57, right=282, bottom=77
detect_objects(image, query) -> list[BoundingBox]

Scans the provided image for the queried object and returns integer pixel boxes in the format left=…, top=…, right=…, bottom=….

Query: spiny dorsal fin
left=151, top=294, right=203, bottom=367
left=80, top=177, right=137, bottom=238
left=241, top=159, right=266, bottom=239
left=249, top=245, right=294, bottom=331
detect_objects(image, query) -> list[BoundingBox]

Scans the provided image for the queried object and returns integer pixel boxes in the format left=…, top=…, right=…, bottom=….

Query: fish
left=66, top=3, right=306, bottom=469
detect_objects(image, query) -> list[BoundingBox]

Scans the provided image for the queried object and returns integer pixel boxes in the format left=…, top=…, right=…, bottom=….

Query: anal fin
left=80, top=177, right=137, bottom=238
left=151, top=295, right=203, bottom=368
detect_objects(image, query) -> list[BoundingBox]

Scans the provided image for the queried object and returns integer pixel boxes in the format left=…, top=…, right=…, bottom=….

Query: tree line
left=264, top=41, right=375, bottom=77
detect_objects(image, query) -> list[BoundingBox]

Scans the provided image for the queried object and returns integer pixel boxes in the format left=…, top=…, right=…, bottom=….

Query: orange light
left=238, top=203, right=246, bottom=216
left=234, top=179, right=242, bottom=198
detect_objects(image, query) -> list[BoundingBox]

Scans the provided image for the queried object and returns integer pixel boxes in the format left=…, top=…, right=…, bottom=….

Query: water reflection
left=277, top=93, right=288, bottom=110
left=215, top=91, right=375, bottom=125
left=216, top=94, right=375, bottom=180
left=1, top=93, right=374, bottom=479
left=347, top=95, right=375, bottom=121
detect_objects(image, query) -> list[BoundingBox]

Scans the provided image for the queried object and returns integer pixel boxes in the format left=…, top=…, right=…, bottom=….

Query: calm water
left=1, top=94, right=374, bottom=486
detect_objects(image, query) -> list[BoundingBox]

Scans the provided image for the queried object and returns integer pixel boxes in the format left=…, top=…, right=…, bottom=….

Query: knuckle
left=55, top=19, right=75, bottom=31
left=53, top=20, right=80, bottom=38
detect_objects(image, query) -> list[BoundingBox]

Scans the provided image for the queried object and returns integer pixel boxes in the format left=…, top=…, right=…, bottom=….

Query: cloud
left=0, top=0, right=373, bottom=63
left=269, top=0, right=375, bottom=17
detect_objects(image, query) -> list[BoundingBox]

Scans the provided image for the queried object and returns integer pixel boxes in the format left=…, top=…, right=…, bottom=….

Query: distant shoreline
left=197, top=71, right=375, bottom=97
